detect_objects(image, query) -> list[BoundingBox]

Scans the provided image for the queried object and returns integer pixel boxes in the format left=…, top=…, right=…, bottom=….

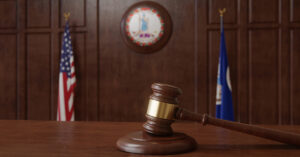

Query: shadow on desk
left=196, top=144, right=299, bottom=150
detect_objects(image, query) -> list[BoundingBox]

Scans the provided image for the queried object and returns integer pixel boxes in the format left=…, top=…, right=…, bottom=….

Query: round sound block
left=116, top=131, right=196, bottom=155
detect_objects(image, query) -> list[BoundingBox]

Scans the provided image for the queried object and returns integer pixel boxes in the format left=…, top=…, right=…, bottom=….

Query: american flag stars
left=60, top=28, right=74, bottom=78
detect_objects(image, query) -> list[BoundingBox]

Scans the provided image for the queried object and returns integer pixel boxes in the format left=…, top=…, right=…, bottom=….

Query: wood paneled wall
left=0, top=0, right=299, bottom=124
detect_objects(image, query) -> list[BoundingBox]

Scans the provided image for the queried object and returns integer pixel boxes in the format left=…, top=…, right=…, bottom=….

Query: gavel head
left=143, top=83, right=182, bottom=136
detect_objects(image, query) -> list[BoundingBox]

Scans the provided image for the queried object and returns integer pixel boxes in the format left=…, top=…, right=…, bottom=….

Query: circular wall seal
left=121, top=1, right=172, bottom=53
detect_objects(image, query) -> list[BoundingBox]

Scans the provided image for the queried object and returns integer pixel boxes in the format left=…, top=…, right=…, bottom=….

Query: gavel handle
left=176, top=108, right=300, bottom=146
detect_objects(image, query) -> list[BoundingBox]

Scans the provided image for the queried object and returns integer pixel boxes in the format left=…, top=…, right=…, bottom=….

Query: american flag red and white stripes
left=57, top=22, right=76, bottom=121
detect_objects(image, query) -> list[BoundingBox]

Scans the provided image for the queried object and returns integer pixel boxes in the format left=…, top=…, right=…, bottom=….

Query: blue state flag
left=215, top=18, right=234, bottom=121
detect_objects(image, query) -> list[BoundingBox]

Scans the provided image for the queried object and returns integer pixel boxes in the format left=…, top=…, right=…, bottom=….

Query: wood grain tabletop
left=0, top=120, right=299, bottom=156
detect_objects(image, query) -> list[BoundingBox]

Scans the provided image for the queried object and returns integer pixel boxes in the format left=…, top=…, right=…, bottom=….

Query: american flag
left=57, top=22, right=76, bottom=121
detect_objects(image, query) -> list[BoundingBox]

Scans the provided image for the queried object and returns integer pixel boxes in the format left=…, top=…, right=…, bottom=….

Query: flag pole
left=215, top=7, right=234, bottom=121
left=57, top=12, right=76, bottom=121
left=218, top=8, right=226, bottom=32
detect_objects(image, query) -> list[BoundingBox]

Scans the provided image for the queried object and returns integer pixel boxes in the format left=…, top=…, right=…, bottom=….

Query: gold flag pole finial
left=64, top=12, right=71, bottom=21
left=219, top=8, right=226, bottom=17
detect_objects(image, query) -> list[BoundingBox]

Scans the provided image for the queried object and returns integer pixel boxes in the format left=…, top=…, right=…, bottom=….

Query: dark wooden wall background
left=0, top=0, right=299, bottom=124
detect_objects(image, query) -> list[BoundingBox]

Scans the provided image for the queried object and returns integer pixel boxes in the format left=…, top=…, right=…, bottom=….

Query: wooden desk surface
left=0, top=120, right=299, bottom=156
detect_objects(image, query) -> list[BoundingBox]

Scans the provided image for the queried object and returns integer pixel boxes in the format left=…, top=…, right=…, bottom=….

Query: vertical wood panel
left=291, top=29, right=300, bottom=124
left=249, top=0, right=279, bottom=24
left=50, top=0, right=59, bottom=120
left=249, top=29, right=278, bottom=124
left=0, top=34, right=17, bottom=119
left=280, top=0, right=290, bottom=124
left=27, top=34, right=51, bottom=120
left=16, top=0, right=27, bottom=120
left=26, top=0, right=51, bottom=28
left=0, top=0, right=17, bottom=28
left=237, top=0, right=250, bottom=123
left=290, top=0, right=300, bottom=23
left=197, top=0, right=209, bottom=115
left=85, top=0, right=98, bottom=120
left=70, top=33, right=86, bottom=121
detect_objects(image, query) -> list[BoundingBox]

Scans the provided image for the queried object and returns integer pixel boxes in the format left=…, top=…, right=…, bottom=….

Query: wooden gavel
left=143, top=83, right=300, bottom=146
